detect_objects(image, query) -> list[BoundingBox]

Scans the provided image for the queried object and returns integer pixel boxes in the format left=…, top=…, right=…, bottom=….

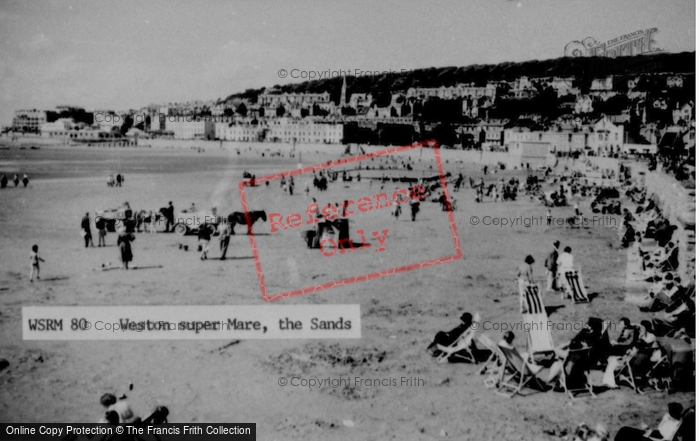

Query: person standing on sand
left=198, top=225, right=211, bottom=260
left=517, top=255, right=535, bottom=291
left=29, top=244, right=44, bottom=282
left=22, top=174, right=29, bottom=187
left=117, top=228, right=134, bottom=270
left=544, top=241, right=559, bottom=291
left=218, top=219, right=231, bottom=260
left=13, top=174, right=20, bottom=187
left=0, top=174, right=7, bottom=188
left=410, top=201, right=420, bottom=221
left=81, top=213, right=94, bottom=248
left=96, top=216, right=107, bottom=247
left=164, top=201, right=174, bottom=233
left=557, top=246, right=575, bottom=290
left=149, top=209, right=158, bottom=233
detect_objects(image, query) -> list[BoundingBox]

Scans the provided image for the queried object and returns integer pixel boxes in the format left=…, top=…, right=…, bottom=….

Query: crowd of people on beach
left=425, top=161, right=694, bottom=439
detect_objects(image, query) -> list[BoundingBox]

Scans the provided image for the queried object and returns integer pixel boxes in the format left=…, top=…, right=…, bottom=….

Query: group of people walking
left=197, top=219, right=232, bottom=260
left=107, top=174, right=124, bottom=187
left=1, top=173, right=29, bottom=188
left=516, top=241, right=575, bottom=293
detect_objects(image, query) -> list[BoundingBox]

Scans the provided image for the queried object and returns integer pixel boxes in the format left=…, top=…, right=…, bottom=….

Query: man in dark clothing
left=164, top=202, right=175, bottom=233
left=410, top=201, right=420, bottom=221
left=544, top=241, right=559, bottom=291
left=655, top=220, right=677, bottom=247
left=198, top=224, right=211, bottom=260
left=81, top=213, right=94, bottom=247
left=426, top=313, right=473, bottom=356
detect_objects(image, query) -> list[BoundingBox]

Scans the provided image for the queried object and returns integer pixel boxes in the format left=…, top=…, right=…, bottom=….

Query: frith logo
left=565, top=28, right=664, bottom=58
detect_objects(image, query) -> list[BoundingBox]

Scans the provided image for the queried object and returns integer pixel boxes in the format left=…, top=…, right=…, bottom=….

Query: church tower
left=339, top=75, right=347, bottom=107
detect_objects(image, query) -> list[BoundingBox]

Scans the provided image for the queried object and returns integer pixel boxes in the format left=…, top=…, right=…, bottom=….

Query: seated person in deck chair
left=498, top=332, right=564, bottom=385
left=427, top=312, right=475, bottom=357
left=614, top=402, right=684, bottom=441
left=609, top=317, right=639, bottom=356
left=569, top=317, right=610, bottom=368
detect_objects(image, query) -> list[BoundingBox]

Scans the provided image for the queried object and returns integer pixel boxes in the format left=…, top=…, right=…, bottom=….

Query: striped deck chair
left=495, top=344, right=549, bottom=397
left=561, top=266, right=589, bottom=303
left=435, top=312, right=480, bottom=364
left=520, top=284, right=556, bottom=362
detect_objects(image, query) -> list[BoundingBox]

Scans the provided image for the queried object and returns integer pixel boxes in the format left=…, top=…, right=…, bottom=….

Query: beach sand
left=0, top=144, right=692, bottom=440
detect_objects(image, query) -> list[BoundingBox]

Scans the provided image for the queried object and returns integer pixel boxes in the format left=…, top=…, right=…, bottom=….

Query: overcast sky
left=0, top=0, right=695, bottom=125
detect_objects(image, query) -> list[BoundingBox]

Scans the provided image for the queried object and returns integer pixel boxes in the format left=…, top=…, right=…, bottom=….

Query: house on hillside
left=672, top=102, right=694, bottom=125
left=667, top=76, right=684, bottom=89
left=574, top=95, right=593, bottom=114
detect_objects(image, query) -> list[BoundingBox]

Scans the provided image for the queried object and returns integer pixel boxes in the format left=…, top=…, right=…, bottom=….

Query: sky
left=0, top=0, right=695, bottom=125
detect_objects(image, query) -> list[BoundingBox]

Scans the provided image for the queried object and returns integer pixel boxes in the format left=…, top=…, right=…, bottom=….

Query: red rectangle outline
left=238, top=139, right=462, bottom=302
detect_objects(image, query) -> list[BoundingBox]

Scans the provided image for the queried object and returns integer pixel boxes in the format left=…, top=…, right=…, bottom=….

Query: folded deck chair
left=495, top=344, right=549, bottom=397
left=559, top=347, right=596, bottom=399
left=520, top=284, right=556, bottom=361
left=561, top=266, right=589, bottom=303
left=477, top=334, right=503, bottom=388
left=435, top=312, right=480, bottom=364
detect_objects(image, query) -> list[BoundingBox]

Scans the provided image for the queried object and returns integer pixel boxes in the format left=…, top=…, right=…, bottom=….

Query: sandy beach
left=0, top=144, right=693, bottom=440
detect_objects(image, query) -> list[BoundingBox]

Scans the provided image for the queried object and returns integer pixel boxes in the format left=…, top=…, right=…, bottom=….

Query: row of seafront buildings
left=10, top=106, right=690, bottom=154
left=6, top=71, right=694, bottom=166
left=150, top=114, right=344, bottom=144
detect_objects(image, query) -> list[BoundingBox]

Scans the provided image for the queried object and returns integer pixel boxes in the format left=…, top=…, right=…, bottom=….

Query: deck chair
left=616, top=346, right=670, bottom=394
left=435, top=312, right=481, bottom=364
left=561, top=266, right=589, bottom=303
left=559, top=347, right=596, bottom=399
left=520, top=284, right=556, bottom=362
left=477, top=335, right=503, bottom=388
left=495, top=344, right=549, bottom=397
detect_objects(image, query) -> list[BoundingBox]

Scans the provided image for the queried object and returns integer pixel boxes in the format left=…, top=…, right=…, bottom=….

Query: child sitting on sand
left=100, top=393, right=139, bottom=423
left=29, top=245, right=44, bottom=282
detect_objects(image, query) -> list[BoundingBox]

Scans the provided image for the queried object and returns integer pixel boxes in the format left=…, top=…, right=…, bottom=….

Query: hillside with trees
left=222, top=52, right=695, bottom=105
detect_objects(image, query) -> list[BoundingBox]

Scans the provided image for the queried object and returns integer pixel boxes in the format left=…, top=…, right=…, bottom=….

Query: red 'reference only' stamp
left=238, top=140, right=462, bottom=302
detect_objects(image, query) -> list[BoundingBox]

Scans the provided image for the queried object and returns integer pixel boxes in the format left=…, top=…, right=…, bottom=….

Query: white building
left=164, top=119, right=215, bottom=140
left=508, top=141, right=554, bottom=167
left=574, top=95, right=593, bottom=114
left=406, top=84, right=496, bottom=100
left=12, top=109, right=47, bottom=131
left=40, top=118, right=75, bottom=134
left=591, top=77, right=613, bottom=92
left=258, top=92, right=331, bottom=107
left=264, top=119, right=343, bottom=144
left=504, top=128, right=586, bottom=153
left=672, top=103, right=694, bottom=125
left=586, top=116, right=625, bottom=155
left=218, top=122, right=263, bottom=142
left=217, top=119, right=344, bottom=144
